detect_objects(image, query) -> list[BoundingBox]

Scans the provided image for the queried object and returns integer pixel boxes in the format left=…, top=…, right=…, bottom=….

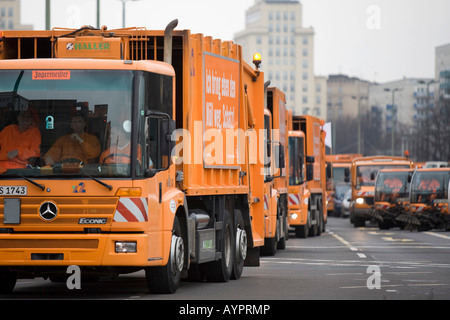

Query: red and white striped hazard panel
left=113, top=198, right=149, bottom=222
left=289, top=193, right=300, bottom=205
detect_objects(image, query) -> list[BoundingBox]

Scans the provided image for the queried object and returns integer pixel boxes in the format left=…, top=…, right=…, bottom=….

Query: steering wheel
left=101, top=153, right=132, bottom=164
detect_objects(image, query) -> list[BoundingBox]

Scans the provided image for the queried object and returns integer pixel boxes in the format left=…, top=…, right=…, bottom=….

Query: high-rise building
left=0, top=0, right=33, bottom=30
left=234, top=0, right=326, bottom=117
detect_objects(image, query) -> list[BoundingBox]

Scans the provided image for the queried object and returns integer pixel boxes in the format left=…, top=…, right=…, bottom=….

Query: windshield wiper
left=8, top=173, right=45, bottom=191
left=82, top=173, right=112, bottom=191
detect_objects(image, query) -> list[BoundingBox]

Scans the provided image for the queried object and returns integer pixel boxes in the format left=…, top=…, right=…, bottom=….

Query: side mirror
left=326, top=163, right=332, bottom=179
left=274, top=144, right=285, bottom=170
left=306, top=156, right=315, bottom=163
left=344, top=167, right=350, bottom=183
left=306, top=163, right=314, bottom=181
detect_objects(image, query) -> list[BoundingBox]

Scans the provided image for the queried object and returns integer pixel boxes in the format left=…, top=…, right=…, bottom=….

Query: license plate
left=0, top=186, right=27, bottom=196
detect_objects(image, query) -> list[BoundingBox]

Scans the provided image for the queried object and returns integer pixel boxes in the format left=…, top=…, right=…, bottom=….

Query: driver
left=99, top=125, right=141, bottom=164
left=43, top=112, right=100, bottom=165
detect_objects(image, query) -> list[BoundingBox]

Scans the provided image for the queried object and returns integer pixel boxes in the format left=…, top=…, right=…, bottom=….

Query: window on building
left=303, top=83, right=308, bottom=92
left=303, top=48, right=308, bottom=57
left=316, top=84, right=322, bottom=92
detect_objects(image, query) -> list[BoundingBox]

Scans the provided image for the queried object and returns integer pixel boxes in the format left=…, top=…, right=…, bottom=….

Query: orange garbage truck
left=325, top=154, right=362, bottom=216
left=0, top=21, right=269, bottom=293
left=288, top=115, right=327, bottom=238
left=260, top=85, right=289, bottom=255
left=346, top=156, right=414, bottom=227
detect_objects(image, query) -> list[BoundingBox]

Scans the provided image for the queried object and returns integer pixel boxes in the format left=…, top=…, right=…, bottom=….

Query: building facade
left=234, top=0, right=326, bottom=118
left=0, top=0, right=33, bottom=30
left=369, top=78, right=435, bottom=158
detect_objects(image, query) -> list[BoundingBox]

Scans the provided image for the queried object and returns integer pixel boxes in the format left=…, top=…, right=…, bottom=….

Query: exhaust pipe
left=164, top=19, right=178, bottom=65
left=264, top=80, right=271, bottom=109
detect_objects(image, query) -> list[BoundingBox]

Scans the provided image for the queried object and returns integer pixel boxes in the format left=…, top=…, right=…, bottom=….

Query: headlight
left=356, top=197, right=364, bottom=205
left=291, top=213, right=298, bottom=220
left=115, top=241, right=137, bottom=253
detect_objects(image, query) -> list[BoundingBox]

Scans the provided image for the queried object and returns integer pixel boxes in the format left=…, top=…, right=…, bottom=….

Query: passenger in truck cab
left=43, top=112, right=101, bottom=165
left=0, top=109, right=41, bottom=170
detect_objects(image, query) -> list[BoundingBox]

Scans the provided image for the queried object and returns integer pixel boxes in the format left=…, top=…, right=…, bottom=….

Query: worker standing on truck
left=43, top=112, right=101, bottom=165
left=0, top=109, right=41, bottom=170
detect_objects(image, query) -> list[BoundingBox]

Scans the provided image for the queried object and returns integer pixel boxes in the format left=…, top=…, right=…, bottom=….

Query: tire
left=261, top=230, right=278, bottom=256
left=0, top=269, right=17, bottom=294
left=277, top=200, right=287, bottom=250
left=295, top=224, right=308, bottom=238
left=205, top=210, right=234, bottom=282
left=145, top=215, right=184, bottom=294
left=231, top=210, right=246, bottom=280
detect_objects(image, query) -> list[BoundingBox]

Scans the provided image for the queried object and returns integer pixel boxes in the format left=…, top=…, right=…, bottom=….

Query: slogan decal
left=204, top=52, right=240, bottom=168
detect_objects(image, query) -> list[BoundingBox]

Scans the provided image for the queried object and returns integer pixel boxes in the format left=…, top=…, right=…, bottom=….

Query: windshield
left=356, top=164, right=410, bottom=187
left=333, top=167, right=349, bottom=186
left=335, top=183, right=350, bottom=199
left=0, top=69, right=172, bottom=179
left=374, top=171, right=411, bottom=203
left=410, top=171, right=450, bottom=204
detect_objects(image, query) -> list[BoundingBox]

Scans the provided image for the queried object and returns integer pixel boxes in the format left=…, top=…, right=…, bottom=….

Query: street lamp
left=384, top=87, right=402, bottom=156
left=118, top=0, right=141, bottom=28
left=351, top=95, right=368, bottom=154
left=418, top=79, right=437, bottom=159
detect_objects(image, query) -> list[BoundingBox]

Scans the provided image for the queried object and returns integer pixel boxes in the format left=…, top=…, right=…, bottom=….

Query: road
left=2, top=217, right=450, bottom=301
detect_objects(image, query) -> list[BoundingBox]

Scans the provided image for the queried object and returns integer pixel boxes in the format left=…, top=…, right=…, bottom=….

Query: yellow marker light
left=115, top=187, right=142, bottom=197
left=253, top=52, right=262, bottom=69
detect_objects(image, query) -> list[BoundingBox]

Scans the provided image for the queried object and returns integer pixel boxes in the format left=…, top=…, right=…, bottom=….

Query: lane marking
left=357, top=253, right=367, bottom=259
left=330, top=233, right=358, bottom=252
left=424, top=232, right=450, bottom=240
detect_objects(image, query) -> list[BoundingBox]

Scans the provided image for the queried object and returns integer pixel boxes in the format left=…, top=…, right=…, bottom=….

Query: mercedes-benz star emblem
left=39, top=202, right=58, bottom=221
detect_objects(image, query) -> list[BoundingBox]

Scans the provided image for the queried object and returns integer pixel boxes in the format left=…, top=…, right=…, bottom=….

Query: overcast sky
left=20, top=0, right=450, bottom=83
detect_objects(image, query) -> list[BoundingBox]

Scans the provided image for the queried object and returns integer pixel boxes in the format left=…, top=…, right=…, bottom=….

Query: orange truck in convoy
left=260, top=85, right=289, bottom=255
left=346, top=156, right=414, bottom=227
left=325, top=154, right=362, bottom=216
left=373, top=168, right=414, bottom=229
left=0, top=22, right=272, bottom=293
left=409, top=168, right=450, bottom=231
left=288, top=115, right=327, bottom=238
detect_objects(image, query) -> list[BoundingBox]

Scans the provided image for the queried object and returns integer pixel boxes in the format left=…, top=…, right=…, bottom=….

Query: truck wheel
left=261, top=228, right=278, bottom=256
left=205, top=210, right=234, bottom=282
left=295, top=225, right=308, bottom=238
left=277, top=202, right=287, bottom=249
left=145, top=216, right=184, bottom=294
left=0, top=268, right=17, bottom=293
left=231, top=210, right=246, bottom=280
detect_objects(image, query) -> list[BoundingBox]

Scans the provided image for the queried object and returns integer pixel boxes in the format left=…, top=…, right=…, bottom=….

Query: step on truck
left=288, top=115, right=327, bottom=238
left=346, top=156, right=414, bottom=228
left=0, top=21, right=269, bottom=293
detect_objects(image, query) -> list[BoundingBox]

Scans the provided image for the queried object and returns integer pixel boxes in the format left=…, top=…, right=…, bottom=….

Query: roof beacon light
left=253, top=52, right=262, bottom=69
